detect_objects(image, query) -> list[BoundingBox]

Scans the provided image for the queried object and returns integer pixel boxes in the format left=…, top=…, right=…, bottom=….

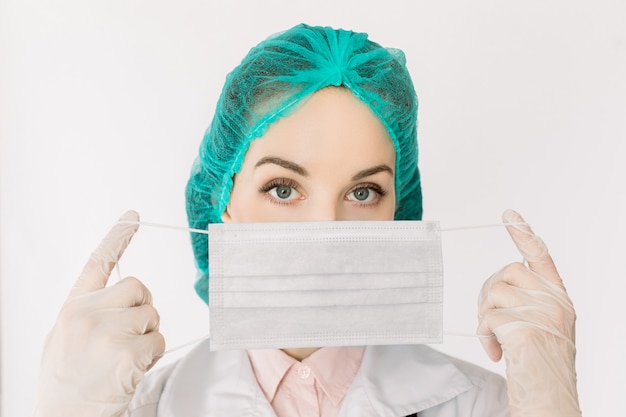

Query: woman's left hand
left=477, top=209, right=581, bottom=417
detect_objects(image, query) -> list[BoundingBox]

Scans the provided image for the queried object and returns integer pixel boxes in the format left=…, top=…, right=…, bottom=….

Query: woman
left=33, top=24, right=580, bottom=417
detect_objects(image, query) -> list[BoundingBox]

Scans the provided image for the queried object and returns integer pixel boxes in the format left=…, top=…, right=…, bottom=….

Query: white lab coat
left=127, top=339, right=510, bottom=417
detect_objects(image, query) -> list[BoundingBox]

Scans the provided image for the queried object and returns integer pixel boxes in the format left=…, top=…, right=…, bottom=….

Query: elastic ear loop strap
left=116, top=219, right=528, bottom=356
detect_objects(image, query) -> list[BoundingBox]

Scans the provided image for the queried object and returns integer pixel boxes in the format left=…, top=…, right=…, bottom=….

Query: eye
left=346, top=184, right=387, bottom=205
left=259, top=178, right=302, bottom=204
left=349, top=187, right=373, bottom=202
left=269, top=184, right=300, bottom=200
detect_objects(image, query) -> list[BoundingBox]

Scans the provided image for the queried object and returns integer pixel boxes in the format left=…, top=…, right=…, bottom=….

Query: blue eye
left=260, top=178, right=302, bottom=204
left=352, top=188, right=370, bottom=201
left=347, top=187, right=376, bottom=203
left=346, top=183, right=388, bottom=206
left=271, top=185, right=295, bottom=200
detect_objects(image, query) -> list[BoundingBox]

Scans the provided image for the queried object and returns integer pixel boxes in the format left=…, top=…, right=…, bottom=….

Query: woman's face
left=222, top=87, right=396, bottom=223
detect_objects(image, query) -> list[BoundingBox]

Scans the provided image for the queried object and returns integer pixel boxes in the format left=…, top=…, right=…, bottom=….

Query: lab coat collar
left=346, top=344, right=474, bottom=417
left=157, top=339, right=272, bottom=417
left=158, top=340, right=473, bottom=417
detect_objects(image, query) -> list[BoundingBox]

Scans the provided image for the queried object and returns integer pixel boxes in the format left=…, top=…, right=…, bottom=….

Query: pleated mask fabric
left=208, top=220, right=442, bottom=350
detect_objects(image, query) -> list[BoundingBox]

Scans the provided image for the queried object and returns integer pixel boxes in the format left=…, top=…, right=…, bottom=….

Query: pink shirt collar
left=247, top=347, right=365, bottom=406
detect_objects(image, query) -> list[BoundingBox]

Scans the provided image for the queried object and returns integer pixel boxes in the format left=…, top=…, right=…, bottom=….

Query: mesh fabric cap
left=186, top=24, right=422, bottom=304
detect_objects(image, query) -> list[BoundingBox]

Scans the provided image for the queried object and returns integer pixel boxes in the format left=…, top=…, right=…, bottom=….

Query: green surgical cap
left=186, top=23, right=422, bottom=304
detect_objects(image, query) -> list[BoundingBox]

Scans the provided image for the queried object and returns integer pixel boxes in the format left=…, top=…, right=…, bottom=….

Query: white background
left=1, top=1, right=625, bottom=416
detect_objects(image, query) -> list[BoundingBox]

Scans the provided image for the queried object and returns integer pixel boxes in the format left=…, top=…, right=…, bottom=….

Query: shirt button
left=297, top=365, right=311, bottom=379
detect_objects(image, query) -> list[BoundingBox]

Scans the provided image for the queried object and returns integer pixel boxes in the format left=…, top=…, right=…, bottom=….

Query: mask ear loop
left=441, top=221, right=527, bottom=265
left=113, top=222, right=210, bottom=282
left=114, top=220, right=213, bottom=354
left=114, top=263, right=122, bottom=282
left=439, top=221, right=527, bottom=339
left=440, top=221, right=527, bottom=232
left=114, top=219, right=528, bottom=353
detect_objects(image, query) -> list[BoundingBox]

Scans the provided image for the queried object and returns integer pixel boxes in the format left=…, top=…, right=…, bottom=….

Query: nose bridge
left=304, top=192, right=342, bottom=222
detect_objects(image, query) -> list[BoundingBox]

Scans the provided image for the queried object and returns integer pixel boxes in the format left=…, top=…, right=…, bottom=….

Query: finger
left=478, top=280, right=526, bottom=318
left=111, top=303, right=161, bottom=336
left=479, top=333, right=502, bottom=362
left=502, top=209, right=561, bottom=284
left=133, top=331, right=166, bottom=372
left=476, top=309, right=503, bottom=361
left=120, top=331, right=166, bottom=391
left=477, top=278, right=502, bottom=362
left=477, top=309, right=525, bottom=362
left=71, top=211, right=140, bottom=297
left=114, top=276, right=153, bottom=307
left=477, top=278, right=527, bottom=362
left=477, top=265, right=535, bottom=363
left=481, top=262, right=547, bottom=295
left=478, top=263, right=540, bottom=320
left=84, top=276, right=153, bottom=310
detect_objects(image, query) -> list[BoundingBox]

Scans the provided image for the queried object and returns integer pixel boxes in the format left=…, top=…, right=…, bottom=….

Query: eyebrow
left=254, top=156, right=393, bottom=181
left=255, top=156, right=308, bottom=176
left=351, top=164, right=394, bottom=181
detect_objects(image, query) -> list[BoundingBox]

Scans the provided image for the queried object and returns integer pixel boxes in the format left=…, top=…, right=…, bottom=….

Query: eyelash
left=258, top=178, right=301, bottom=206
left=347, top=182, right=388, bottom=207
left=259, top=178, right=388, bottom=207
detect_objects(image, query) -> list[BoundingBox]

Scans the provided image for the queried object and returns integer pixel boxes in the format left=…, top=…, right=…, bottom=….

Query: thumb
left=69, top=210, right=140, bottom=297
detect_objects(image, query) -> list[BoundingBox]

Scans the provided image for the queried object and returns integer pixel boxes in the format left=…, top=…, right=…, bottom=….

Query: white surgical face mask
left=208, top=220, right=443, bottom=350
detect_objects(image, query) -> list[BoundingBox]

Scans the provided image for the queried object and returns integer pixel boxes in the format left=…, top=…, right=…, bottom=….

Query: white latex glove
left=477, top=209, right=581, bottom=417
left=33, top=211, right=166, bottom=417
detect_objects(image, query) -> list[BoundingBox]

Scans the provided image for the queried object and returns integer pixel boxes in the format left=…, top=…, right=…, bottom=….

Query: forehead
left=244, top=87, right=395, bottom=168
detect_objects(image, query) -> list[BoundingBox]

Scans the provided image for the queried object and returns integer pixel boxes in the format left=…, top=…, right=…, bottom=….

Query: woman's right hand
left=33, top=211, right=166, bottom=417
